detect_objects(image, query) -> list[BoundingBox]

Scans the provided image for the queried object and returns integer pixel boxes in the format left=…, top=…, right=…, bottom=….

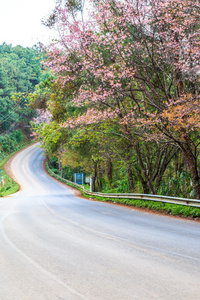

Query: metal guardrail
left=47, top=166, right=200, bottom=208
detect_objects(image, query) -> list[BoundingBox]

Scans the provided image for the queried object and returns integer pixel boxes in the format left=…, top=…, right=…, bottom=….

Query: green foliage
left=101, top=174, right=129, bottom=193
left=0, top=170, right=19, bottom=197
left=158, top=170, right=193, bottom=198
left=48, top=155, right=81, bottom=181
left=0, top=43, right=44, bottom=133
left=0, top=130, right=25, bottom=153
left=0, top=43, right=43, bottom=92
left=33, top=121, right=62, bottom=156
left=46, top=160, right=83, bottom=191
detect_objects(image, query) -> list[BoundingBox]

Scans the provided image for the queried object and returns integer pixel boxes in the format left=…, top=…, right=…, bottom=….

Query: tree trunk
left=135, top=166, right=150, bottom=194
left=106, top=158, right=112, bottom=186
left=183, top=144, right=200, bottom=199
left=92, top=162, right=98, bottom=192
left=125, top=127, right=155, bottom=194
left=132, top=141, right=155, bottom=194
left=58, top=161, right=63, bottom=178
left=98, top=164, right=103, bottom=191
left=127, top=164, right=134, bottom=192
left=175, top=154, right=178, bottom=177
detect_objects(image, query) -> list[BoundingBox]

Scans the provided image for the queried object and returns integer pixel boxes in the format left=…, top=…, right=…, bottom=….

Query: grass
left=88, top=196, right=200, bottom=218
left=0, top=171, right=19, bottom=197
left=46, top=161, right=200, bottom=220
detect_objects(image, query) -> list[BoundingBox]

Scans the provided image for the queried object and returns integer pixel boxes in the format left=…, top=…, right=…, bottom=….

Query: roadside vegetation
left=0, top=171, right=19, bottom=197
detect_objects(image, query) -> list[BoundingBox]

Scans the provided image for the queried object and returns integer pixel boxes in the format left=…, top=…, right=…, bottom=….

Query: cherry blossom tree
left=32, top=109, right=52, bottom=125
left=43, top=0, right=200, bottom=197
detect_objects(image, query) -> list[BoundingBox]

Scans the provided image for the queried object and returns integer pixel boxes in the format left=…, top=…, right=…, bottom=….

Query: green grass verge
left=0, top=172, right=19, bottom=197
left=0, top=140, right=36, bottom=197
left=46, top=161, right=200, bottom=219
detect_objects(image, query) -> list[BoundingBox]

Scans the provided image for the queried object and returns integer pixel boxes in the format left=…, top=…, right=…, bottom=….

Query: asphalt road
left=0, top=143, right=200, bottom=299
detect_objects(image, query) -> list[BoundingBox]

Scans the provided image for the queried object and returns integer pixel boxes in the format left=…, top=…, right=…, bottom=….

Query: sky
left=0, top=0, right=57, bottom=48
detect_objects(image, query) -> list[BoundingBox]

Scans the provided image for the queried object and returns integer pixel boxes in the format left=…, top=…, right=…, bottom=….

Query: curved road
left=0, top=143, right=200, bottom=299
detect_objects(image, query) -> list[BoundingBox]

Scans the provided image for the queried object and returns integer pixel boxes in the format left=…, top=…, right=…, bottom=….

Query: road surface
left=0, top=143, right=200, bottom=299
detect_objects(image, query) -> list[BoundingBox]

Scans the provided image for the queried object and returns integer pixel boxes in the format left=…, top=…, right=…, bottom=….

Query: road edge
left=3, top=142, right=38, bottom=195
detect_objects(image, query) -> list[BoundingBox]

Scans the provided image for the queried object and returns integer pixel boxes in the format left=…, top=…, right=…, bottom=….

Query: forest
left=0, top=43, right=43, bottom=158
left=3, top=0, right=200, bottom=200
